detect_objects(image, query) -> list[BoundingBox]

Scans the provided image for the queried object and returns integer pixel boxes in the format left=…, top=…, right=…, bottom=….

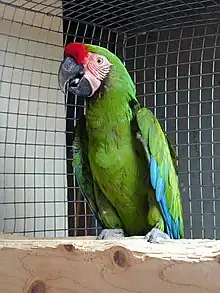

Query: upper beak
left=58, top=56, right=84, bottom=94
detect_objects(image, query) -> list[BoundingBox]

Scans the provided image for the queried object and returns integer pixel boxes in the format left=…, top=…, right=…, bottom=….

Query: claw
left=97, top=229, right=125, bottom=240
left=144, top=227, right=170, bottom=243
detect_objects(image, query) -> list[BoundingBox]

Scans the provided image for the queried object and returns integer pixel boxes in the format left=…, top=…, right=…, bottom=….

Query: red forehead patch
left=64, top=42, right=88, bottom=64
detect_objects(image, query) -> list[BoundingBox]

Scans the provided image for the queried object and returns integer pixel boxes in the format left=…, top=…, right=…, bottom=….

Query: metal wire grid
left=2, top=0, right=220, bottom=35
left=125, top=24, right=220, bottom=239
left=0, top=2, right=123, bottom=237
left=0, top=3, right=68, bottom=237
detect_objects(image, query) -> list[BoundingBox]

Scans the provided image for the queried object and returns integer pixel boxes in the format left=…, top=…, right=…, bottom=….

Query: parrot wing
left=72, top=115, right=104, bottom=228
left=134, top=103, right=184, bottom=239
left=158, top=120, right=179, bottom=176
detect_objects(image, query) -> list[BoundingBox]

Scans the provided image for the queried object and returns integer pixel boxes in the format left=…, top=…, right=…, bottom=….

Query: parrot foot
left=144, top=227, right=170, bottom=243
left=97, top=229, right=125, bottom=240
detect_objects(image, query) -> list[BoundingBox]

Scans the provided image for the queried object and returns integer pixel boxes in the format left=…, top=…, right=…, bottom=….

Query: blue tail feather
left=148, top=155, right=180, bottom=239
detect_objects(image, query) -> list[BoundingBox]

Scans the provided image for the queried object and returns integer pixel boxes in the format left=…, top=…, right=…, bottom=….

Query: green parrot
left=58, top=42, right=184, bottom=242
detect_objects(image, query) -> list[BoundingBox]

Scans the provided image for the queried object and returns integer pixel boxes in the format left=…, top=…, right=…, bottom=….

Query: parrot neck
left=85, top=92, right=135, bottom=159
left=86, top=91, right=133, bottom=131
left=86, top=67, right=137, bottom=125
left=85, top=70, right=138, bottom=169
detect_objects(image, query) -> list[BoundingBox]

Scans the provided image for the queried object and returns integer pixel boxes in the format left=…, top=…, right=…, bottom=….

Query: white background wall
left=0, top=2, right=68, bottom=236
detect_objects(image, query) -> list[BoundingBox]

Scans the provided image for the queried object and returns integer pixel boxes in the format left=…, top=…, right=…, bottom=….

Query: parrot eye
left=96, top=57, right=103, bottom=64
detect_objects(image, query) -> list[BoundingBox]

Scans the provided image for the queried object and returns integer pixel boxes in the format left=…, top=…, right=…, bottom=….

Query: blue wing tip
left=149, top=155, right=181, bottom=239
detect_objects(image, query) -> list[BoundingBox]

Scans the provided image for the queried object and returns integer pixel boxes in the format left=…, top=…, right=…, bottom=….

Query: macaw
left=58, top=42, right=184, bottom=242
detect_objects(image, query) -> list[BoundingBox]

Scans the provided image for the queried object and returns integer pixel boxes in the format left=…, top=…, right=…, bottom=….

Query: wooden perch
left=0, top=234, right=220, bottom=293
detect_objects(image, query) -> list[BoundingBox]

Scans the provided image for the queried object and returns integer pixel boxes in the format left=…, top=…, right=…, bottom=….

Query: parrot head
left=58, top=42, right=135, bottom=98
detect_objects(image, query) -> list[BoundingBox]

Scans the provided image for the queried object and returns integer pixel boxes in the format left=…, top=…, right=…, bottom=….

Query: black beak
left=58, top=57, right=92, bottom=97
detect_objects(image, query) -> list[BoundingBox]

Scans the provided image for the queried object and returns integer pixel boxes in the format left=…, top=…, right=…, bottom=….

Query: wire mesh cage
left=0, top=0, right=220, bottom=239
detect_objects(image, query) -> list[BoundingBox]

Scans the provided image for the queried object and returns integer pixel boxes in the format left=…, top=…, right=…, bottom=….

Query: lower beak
left=58, top=57, right=93, bottom=97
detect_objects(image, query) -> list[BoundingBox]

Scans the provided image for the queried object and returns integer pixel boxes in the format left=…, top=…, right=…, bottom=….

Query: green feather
left=72, top=116, right=123, bottom=231
left=136, top=107, right=184, bottom=238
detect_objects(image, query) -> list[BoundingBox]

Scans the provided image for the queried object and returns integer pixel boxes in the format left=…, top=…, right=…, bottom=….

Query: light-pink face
left=58, top=42, right=112, bottom=97
left=83, top=52, right=112, bottom=96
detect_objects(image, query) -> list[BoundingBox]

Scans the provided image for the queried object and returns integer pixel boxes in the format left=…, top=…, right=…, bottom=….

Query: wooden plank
left=0, top=234, right=220, bottom=293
